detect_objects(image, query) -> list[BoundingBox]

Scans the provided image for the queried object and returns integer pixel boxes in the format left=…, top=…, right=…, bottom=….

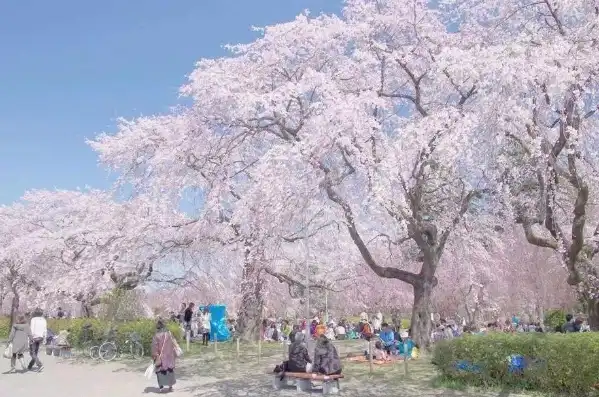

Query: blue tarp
left=198, top=304, right=230, bottom=342
left=455, top=360, right=482, bottom=373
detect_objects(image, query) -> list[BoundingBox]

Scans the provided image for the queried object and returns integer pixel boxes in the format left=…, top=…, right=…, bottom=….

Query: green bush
left=544, top=309, right=567, bottom=330
left=0, top=316, right=181, bottom=357
left=433, top=332, right=599, bottom=395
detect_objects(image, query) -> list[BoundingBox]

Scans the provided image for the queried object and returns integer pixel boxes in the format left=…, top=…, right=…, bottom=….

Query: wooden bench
left=272, top=372, right=344, bottom=394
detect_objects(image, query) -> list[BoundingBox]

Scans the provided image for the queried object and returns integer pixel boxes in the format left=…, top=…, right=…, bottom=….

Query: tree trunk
left=586, top=297, right=599, bottom=331
left=80, top=301, right=93, bottom=317
left=236, top=239, right=265, bottom=341
left=410, top=280, right=434, bottom=349
left=9, top=293, right=20, bottom=329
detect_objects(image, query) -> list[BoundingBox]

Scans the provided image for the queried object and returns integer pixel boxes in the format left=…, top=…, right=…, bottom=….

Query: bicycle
left=123, top=332, right=144, bottom=359
left=98, top=328, right=118, bottom=362
left=81, top=339, right=101, bottom=359
left=79, top=325, right=100, bottom=359
left=99, top=331, right=144, bottom=361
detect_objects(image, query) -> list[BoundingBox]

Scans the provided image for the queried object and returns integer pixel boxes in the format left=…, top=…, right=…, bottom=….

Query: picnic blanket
left=345, top=356, right=398, bottom=365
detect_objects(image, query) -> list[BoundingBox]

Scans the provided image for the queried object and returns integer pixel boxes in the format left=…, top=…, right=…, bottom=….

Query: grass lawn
left=168, top=339, right=540, bottom=396
left=65, top=338, right=544, bottom=396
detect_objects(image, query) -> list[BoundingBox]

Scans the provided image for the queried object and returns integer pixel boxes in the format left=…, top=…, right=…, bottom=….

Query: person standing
left=151, top=319, right=177, bottom=393
left=28, top=309, right=46, bottom=371
left=7, top=314, right=32, bottom=372
left=178, top=303, right=187, bottom=324
left=183, top=303, right=194, bottom=337
left=201, top=307, right=211, bottom=346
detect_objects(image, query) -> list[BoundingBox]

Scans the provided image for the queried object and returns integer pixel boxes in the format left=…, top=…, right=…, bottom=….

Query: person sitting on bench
left=277, top=332, right=312, bottom=375
left=312, top=335, right=342, bottom=375
left=56, top=329, right=71, bottom=347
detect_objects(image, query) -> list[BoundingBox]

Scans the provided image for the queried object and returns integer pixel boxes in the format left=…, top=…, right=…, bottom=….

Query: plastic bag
left=144, top=362, right=155, bottom=379
left=3, top=343, right=12, bottom=359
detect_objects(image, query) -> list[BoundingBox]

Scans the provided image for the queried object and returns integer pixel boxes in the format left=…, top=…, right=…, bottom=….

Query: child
left=372, top=340, right=388, bottom=360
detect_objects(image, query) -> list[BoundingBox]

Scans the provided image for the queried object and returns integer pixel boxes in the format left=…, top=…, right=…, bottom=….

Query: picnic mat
left=345, top=356, right=399, bottom=365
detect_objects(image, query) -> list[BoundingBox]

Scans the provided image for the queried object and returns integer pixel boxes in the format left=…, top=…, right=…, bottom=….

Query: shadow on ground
left=58, top=340, right=536, bottom=397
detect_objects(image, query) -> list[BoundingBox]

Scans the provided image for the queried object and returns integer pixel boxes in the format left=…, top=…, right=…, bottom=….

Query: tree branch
left=319, top=161, right=421, bottom=286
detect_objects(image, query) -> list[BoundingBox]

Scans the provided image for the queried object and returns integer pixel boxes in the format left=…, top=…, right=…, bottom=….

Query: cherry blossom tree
left=90, top=98, right=354, bottom=339
left=454, top=0, right=599, bottom=326
left=1, top=189, right=195, bottom=316
left=89, top=0, right=512, bottom=346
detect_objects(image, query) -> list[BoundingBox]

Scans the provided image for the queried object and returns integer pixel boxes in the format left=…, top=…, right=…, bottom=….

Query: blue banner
left=198, top=304, right=230, bottom=342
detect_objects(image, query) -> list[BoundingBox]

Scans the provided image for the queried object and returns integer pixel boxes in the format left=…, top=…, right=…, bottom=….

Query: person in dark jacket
left=183, top=303, right=194, bottom=336
left=286, top=332, right=311, bottom=372
left=288, top=325, right=299, bottom=343
left=562, top=314, right=580, bottom=333
left=312, top=335, right=342, bottom=375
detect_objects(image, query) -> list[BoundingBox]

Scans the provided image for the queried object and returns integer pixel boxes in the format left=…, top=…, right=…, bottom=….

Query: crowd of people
left=6, top=305, right=590, bottom=394
left=170, top=302, right=213, bottom=346
left=431, top=312, right=591, bottom=343
left=269, top=311, right=419, bottom=374
left=261, top=312, right=386, bottom=343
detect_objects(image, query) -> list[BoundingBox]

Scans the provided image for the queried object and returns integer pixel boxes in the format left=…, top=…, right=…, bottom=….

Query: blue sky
left=0, top=0, right=342, bottom=204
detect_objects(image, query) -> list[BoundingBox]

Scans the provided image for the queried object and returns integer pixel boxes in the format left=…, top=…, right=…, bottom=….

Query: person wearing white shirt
left=335, top=324, right=346, bottom=340
left=28, top=309, right=47, bottom=371
left=200, top=307, right=211, bottom=346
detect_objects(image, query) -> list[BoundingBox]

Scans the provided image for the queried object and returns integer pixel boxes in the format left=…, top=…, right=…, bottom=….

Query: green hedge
left=433, top=332, right=599, bottom=395
left=544, top=309, right=567, bottom=331
left=0, top=317, right=182, bottom=357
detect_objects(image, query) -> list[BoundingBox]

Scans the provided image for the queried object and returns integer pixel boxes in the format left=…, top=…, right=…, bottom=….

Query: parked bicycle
left=79, top=324, right=100, bottom=359
left=98, top=331, right=144, bottom=361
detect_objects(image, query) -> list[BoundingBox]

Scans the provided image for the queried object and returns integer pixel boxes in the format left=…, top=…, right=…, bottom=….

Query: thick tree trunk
left=9, top=293, right=20, bottom=329
left=586, top=297, right=599, bottom=331
left=236, top=240, right=265, bottom=341
left=81, top=302, right=93, bottom=317
left=236, top=288, right=264, bottom=341
left=410, top=280, right=434, bottom=349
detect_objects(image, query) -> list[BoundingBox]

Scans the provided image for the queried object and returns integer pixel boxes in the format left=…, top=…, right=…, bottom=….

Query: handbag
left=3, top=343, right=12, bottom=359
left=170, top=332, right=183, bottom=357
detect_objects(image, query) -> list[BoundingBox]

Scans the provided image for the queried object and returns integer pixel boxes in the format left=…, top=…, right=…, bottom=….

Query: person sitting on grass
left=282, top=320, right=292, bottom=340
left=288, top=324, right=299, bottom=343
left=335, top=322, right=346, bottom=340
left=325, top=323, right=336, bottom=340
left=358, top=316, right=374, bottom=340
left=312, top=335, right=342, bottom=375
left=397, top=330, right=416, bottom=358
left=347, top=324, right=358, bottom=340
left=315, top=322, right=327, bottom=338
left=372, top=340, right=388, bottom=361
left=379, top=323, right=395, bottom=355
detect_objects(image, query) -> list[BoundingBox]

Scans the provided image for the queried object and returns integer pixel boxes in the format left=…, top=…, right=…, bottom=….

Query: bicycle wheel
left=99, top=342, right=118, bottom=362
left=130, top=342, right=144, bottom=359
left=89, top=345, right=100, bottom=360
